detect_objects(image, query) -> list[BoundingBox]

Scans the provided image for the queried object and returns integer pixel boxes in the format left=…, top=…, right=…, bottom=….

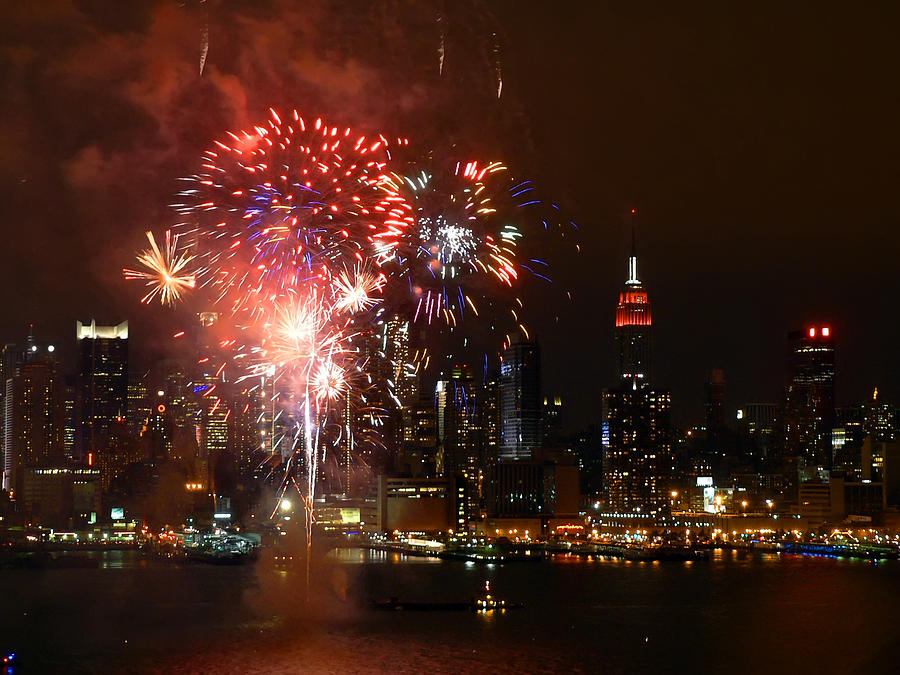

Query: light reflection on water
left=1, top=548, right=898, bottom=673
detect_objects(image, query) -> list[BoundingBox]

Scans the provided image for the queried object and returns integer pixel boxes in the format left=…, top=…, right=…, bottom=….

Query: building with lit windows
left=76, top=320, right=129, bottom=486
left=783, top=325, right=835, bottom=468
left=615, top=224, right=651, bottom=385
left=737, top=402, right=778, bottom=458
left=601, top=223, right=673, bottom=515
left=441, top=365, right=482, bottom=521
left=375, top=475, right=465, bottom=533
left=2, top=340, right=65, bottom=496
left=499, top=340, right=542, bottom=461
left=601, top=387, right=673, bottom=514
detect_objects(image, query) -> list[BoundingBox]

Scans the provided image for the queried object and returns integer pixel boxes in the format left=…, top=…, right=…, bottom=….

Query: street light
left=279, top=498, right=292, bottom=513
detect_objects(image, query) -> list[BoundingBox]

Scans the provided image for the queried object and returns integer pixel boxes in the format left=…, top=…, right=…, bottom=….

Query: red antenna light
left=822, top=327, right=830, bottom=337
left=809, top=327, right=816, bottom=338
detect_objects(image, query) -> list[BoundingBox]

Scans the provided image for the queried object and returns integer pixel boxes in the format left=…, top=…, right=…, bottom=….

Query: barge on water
left=370, top=582, right=523, bottom=612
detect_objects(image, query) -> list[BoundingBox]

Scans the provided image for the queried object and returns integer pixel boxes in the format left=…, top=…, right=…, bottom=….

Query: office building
left=602, top=222, right=673, bottom=514
left=441, top=365, right=482, bottom=521
left=601, top=387, right=673, bottom=514
left=783, top=325, right=835, bottom=467
left=2, top=340, right=65, bottom=496
left=76, top=320, right=129, bottom=484
left=499, top=340, right=542, bottom=461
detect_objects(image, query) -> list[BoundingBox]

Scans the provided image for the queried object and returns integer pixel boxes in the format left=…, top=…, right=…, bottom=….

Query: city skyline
left=3, top=5, right=900, bottom=673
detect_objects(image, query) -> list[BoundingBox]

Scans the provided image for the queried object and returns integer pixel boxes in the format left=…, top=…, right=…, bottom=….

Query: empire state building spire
left=627, top=209, right=640, bottom=286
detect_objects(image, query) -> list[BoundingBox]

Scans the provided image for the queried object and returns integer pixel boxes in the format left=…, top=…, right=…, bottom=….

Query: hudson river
left=2, top=548, right=898, bottom=673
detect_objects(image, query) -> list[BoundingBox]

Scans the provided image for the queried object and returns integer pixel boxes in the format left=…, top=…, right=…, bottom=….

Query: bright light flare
left=333, top=264, right=385, bottom=314
left=123, top=230, right=196, bottom=306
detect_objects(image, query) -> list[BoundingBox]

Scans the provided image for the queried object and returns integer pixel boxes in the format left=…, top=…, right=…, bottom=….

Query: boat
left=369, top=581, right=523, bottom=612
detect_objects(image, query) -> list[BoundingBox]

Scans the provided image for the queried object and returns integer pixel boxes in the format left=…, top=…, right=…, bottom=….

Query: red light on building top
left=808, top=327, right=816, bottom=338
left=822, top=327, right=830, bottom=337
left=615, top=290, right=652, bottom=327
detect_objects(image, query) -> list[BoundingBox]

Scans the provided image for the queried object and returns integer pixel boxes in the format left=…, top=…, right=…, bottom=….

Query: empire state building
left=601, top=217, right=672, bottom=515
left=615, top=230, right=652, bottom=386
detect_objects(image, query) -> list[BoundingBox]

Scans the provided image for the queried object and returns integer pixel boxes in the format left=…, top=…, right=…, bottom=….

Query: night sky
left=2, top=1, right=899, bottom=430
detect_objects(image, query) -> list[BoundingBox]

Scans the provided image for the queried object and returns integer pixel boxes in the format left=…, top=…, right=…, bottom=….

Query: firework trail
left=436, top=9, right=445, bottom=75
left=492, top=31, right=502, bottom=98
left=199, top=21, right=208, bottom=75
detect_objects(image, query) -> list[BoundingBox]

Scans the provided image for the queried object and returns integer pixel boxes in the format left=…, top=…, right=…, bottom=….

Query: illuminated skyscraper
left=601, top=387, right=672, bottom=514
left=602, top=222, right=672, bottom=514
left=499, top=340, right=542, bottom=461
left=783, top=325, right=835, bottom=467
left=442, top=365, right=482, bottom=521
left=2, top=339, right=64, bottom=496
left=76, top=320, right=129, bottom=488
left=480, top=370, right=501, bottom=463
left=615, top=221, right=652, bottom=386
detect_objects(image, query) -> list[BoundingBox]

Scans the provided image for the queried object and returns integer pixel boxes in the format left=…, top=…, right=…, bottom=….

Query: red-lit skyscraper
left=615, top=225, right=652, bottom=386
left=602, top=218, right=673, bottom=514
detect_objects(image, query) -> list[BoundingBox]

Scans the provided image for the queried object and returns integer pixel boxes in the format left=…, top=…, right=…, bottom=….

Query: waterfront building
left=601, top=387, right=673, bottom=514
left=483, top=449, right=579, bottom=519
left=375, top=475, right=465, bottom=533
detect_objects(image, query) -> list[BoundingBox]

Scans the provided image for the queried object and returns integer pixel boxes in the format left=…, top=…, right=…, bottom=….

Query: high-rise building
left=2, top=339, right=64, bottom=496
left=864, top=388, right=896, bottom=442
left=480, top=370, right=501, bottom=464
left=126, top=372, right=150, bottom=439
left=737, top=402, right=778, bottom=458
left=441, top=365, right=482, bottom=521
left=398, top=392, right=438, bottom=477
left=499, top=340, right=542, bottom=461
left=601, top=387, right=672, bottom=514
left=705, top=369, right=726, bottom=431
left=542, top=396, right=564, bottom=447
left=783, top=325, right=835, bottom=468
left=601, top=220, right=673, bottom=514
left=76, top=320, right=129, bottom=487
left=0, top=342, right=23, bottom=491
left=615, top=222, right=652, bottom=385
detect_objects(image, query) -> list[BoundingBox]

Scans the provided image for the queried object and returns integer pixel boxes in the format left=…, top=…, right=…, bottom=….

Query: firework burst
left=123, top=230, right=197, bottom=306
left=382, top=160, right=529, bottom=338
left=171, top=108, right=412, bottom=323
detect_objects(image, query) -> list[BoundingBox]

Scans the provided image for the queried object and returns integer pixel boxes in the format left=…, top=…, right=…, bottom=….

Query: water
left=1, top=548, right=898, bottom=673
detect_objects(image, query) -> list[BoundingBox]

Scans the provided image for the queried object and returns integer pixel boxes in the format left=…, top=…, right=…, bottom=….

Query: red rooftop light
left=822, top=327, right=830, bottom=337
left=809, top=327, right=816, bottom=338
